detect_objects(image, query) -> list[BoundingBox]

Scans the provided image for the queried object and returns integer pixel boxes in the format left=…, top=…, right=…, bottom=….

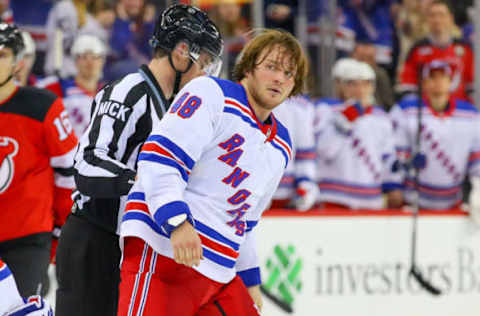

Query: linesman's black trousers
left=55, top=214, right=121, bottom=316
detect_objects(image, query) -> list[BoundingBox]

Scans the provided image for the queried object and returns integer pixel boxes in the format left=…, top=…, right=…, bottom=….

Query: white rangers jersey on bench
left=273, top=96, right=316, bottom=200
left=391, top=96, right=480, bottom=209
left=314, top=98, right=402, bottom=209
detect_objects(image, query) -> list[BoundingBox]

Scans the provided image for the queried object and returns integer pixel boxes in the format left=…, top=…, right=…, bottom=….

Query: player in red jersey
left=0, top=23, right=77, bottom=297
left=398, top=0, right=474, bottom=101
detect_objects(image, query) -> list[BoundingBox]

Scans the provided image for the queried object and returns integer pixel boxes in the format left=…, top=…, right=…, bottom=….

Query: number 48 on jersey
left=170, top=93, right=202, bottom=119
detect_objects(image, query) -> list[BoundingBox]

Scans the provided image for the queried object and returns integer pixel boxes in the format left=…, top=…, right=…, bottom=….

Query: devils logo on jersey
left=0, top=136, right=19, bottom=194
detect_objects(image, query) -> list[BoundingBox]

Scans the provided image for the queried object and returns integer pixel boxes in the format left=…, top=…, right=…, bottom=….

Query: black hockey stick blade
left=260, top=285, right=293, bottom=314
left=410, top=265, right=442, bottom=296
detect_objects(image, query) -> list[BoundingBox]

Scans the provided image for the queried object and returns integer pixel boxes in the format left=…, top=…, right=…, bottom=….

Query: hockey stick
left=408, top=68, right=441, bottom=295
left=54, top=28, right=63, bottom=77
left=260, top=285, right=293, bottom=313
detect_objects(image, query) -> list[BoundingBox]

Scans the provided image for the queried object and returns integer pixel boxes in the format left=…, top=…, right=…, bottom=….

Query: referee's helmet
left=150, top=4, right=223, bottom=76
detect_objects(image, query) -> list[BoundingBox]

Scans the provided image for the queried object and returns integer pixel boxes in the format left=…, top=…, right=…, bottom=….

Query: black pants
left=0, top=232, right=51, bottom=297
left=55, top=214, right=121, bottom=316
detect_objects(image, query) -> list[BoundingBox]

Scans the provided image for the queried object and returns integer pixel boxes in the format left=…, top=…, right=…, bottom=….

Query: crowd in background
left=5, top=0, right=480, bottom=212
left=3, top=0, right=476, bottom=98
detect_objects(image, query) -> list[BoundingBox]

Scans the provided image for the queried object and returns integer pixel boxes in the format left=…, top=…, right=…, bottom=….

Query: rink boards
left=258, top=209, right=480, bottom=316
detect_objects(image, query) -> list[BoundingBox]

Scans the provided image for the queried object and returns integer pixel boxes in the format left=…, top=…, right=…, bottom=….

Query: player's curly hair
left=232, top=29, right=309, bottom=97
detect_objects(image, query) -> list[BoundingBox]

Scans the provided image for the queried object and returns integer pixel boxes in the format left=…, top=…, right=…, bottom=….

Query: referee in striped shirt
left=54, top=5, right=223, bottom=316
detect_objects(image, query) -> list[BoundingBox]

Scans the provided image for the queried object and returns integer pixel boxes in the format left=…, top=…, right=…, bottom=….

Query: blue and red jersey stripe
left=123, top=193, right=243, bottom=269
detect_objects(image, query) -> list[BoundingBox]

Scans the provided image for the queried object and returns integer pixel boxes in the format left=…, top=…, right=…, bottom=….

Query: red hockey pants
left=117, top=237, right=260, bottom=316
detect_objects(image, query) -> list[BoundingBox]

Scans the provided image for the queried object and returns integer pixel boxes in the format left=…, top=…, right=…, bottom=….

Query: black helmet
left=150, top=4, right=223, bottom=75
left=0, top=23, right=24, bottom=59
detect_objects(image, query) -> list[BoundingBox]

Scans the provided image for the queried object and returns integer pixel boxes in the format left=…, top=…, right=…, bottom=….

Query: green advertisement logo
left=261, top=244, right=303, bottom=313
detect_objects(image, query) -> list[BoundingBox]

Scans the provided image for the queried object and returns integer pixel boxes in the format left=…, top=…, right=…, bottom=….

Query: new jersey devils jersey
left=398, top=38, right=474, bottom=101
left=0, top=87, right=77, bottom=242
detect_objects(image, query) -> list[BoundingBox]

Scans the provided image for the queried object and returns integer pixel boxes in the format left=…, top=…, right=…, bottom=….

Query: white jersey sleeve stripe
left=143, top=134, right=195, bottom=169
left=138, top=153, right=190, bottom=183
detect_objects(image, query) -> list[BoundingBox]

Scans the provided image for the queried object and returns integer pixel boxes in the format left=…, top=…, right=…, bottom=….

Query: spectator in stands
left=458, top=4, right=474, bottom=45
left=211, top=1, right=249, bottom=38
left=16, top=31, right=37, bottom=86
left=391, top=60, right=480, bottom=211
left=314, top=58, right=403, bottom=209
left=394, top=0, right=430, bottom=83
left=352, top=40, right=395, bottom=110
left=11, top=0, right=54, bottom=77
left=306, top=1, right=355, bottom=58
left=339, top=0, right=396, bottom=73
left=0, top=0, right=12, bottom=24
left=45, top=0, right=108, bottom=78
left=209, top=1, right=250, bottom=79
left=104, top=0, right=156, bottom=82
left=90, top=1, right=116, bottom=36
left=397, top=0, right=473, bottom=102
left=37, top=34, right=106, bottom=138
left=264, top=0, right=297, bottom=35
left=271, top=96, right=318, bottom=211
left=450, top=0, right=473, bottom=29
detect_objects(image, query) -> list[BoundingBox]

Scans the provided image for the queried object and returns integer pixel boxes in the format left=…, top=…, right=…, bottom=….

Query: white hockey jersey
left=0, top=259, right=23, bottom=314
left=37, top=77, right=97, bottom=138
left=272, top=96, right=316, bottom=200
left=120, top=77, right=292, bottom=286
left=391, top=96, right=480, bottom=209
left=314, top=98, right=402, bottom=209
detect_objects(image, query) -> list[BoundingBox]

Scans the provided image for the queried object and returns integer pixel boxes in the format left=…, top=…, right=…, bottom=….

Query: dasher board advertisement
left=257, top=210, right=480, bottom=316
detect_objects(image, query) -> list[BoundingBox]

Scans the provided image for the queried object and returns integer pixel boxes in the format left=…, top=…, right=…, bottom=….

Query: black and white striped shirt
left=73, top=65, right=169, bottom=233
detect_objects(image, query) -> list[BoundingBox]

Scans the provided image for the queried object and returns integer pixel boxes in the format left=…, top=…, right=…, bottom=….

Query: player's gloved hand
left=170, top=221, right=203, bottom=267
left=334, top=101, right=364, bottom=135
left=386, top=189, right=404, bottom=209
left=340, top=101, right=364, bottom=122
left=247, top=285, right=263, bottom=313
left=468, top=177, right=480, bottom=226
left=391, top=159, right=403, bottom=172
left=293, top=181, right=318, bottom=211
left=411, top=152, right=427, bottom=169
left=6, top=296, right=53, bottom=316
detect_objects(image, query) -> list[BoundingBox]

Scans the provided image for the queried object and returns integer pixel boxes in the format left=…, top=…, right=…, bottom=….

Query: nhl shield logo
left=0, top=137, right=19, bottom=194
